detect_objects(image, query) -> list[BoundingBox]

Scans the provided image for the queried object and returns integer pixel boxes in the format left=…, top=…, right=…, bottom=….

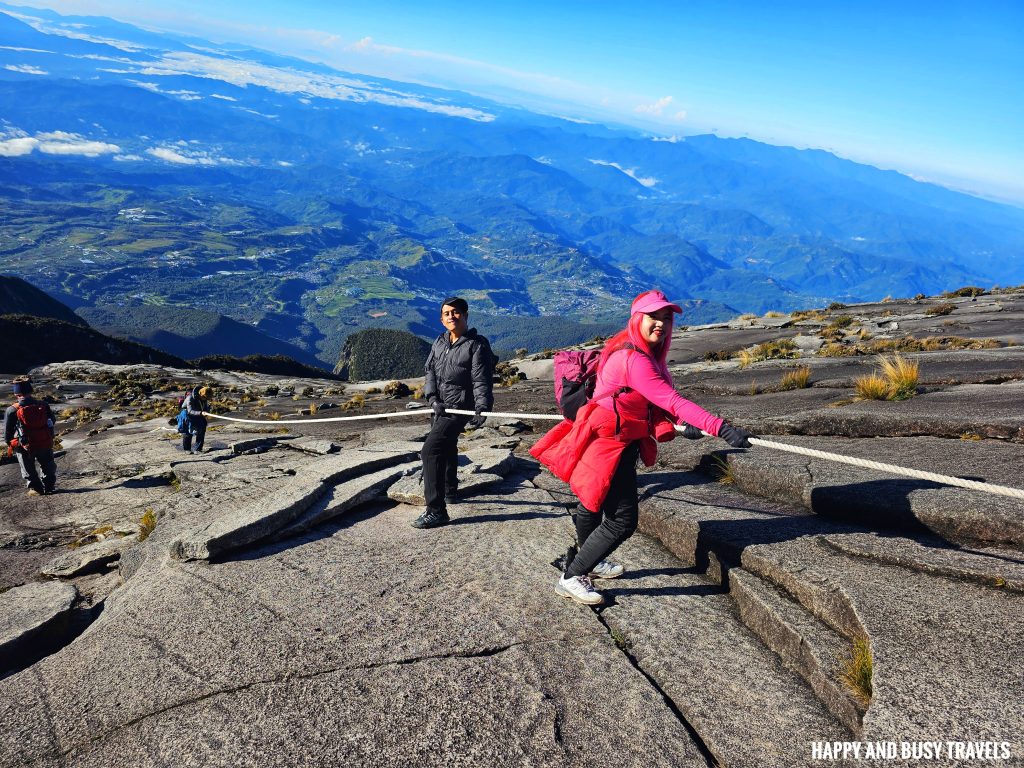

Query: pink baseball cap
left=631, top=289, right=682, bottom=315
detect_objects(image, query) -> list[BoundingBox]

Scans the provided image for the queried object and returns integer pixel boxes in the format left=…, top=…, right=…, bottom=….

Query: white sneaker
left=556, top=574, right=604, bottom=606
left=590, top=560, right=625, bottom=579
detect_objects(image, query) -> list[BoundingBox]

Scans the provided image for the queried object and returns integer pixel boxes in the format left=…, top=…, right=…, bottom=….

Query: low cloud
left=147, top=146, right=216, bottom=165
left=146, top=145, right=240, bottom=166
left=0, top=130, right=118, bottom=157
left=4, top=64, right=48, bottom=75
left=134, top=52, right=497, bottom=122
left=635, top=96, right=674, bottom=116
left=588, top=159, right=658, bottom=188
left=0, top=137, right=38, bottom=156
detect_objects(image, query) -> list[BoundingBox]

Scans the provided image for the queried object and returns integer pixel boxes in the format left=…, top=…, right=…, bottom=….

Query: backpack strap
left=594, top=342, right=647, bottom=434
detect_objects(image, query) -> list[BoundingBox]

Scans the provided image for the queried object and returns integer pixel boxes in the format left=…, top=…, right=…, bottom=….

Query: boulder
left=0, top=581, right=77, bottom=671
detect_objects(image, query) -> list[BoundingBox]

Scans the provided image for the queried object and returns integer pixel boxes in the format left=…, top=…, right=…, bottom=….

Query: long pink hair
left=598, top=306, right=673, bottom=378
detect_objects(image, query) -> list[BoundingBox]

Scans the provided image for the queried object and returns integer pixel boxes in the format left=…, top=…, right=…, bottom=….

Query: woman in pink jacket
left=531, top=290, right=755, bottom=606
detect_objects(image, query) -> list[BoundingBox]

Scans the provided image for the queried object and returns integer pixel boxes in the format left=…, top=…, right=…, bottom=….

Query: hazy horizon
left=1, top=0, right=1022, bottom=206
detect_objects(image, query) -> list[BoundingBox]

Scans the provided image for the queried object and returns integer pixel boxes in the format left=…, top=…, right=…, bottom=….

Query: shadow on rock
left=810, top=477, right=962, bottom=544
left=448, top=510, right=563, bottom=526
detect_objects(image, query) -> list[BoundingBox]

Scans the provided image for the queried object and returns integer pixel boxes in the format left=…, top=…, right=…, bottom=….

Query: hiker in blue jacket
left=4, top=378, right=57, bottom=496
left=414, top=296, right=494, bottom=529
left=181, top=385, right=210, bottom=454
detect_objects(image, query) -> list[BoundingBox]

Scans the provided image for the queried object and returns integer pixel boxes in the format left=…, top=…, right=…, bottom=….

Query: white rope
left=745, top=436, right=1024, bottom=501
left=202, top=409, right=431, bottom=425
left=200, top=407, right=1024, bottom=501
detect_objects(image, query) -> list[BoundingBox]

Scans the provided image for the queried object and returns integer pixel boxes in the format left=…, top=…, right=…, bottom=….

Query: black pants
left=565, top=441, right=640, bottom=578
left=17, top=448, right=57, bottom=493
left=422, top=414, right=468, bottom=514
left=182, top=418, right=207, bottom=453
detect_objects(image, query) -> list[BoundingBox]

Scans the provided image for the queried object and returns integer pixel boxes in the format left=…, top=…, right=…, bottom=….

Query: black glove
left=680, top=424, right=704, bottom=440
left=718, top=422, right=754, bottom=448
left=430, top=399, right=446, bottom=417
left=467, top=408, right=486, bottom=429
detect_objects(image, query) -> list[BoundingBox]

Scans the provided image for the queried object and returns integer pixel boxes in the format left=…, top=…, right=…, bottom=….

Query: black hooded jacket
left=423, top=328, right=494, bottom=412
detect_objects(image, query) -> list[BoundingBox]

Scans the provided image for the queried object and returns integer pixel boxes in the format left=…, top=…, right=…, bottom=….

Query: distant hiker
left=4, top=377, right=57, bottom=496
left=181, top=385, right=210, bottom=454
left=531, top=290, right=755, bottom=606
left=413, top=296, right=494, bottom=529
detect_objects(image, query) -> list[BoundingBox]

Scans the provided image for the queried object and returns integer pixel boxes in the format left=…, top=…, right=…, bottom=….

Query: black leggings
left=565, top=441, right=640, bottom=578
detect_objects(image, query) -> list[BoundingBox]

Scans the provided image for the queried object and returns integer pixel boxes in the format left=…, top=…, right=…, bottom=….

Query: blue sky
left=7, top=0, right=1024, bottom=203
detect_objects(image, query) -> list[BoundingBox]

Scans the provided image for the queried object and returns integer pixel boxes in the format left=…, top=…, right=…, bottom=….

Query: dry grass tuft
left=840, top=637, right=873, bottom=704
left=854, top=373, right=890, bottom=400
left=925, top=303, right=956, bottom=316
left=779, top=366, right=812, bottom=390
left=943, top=286, right=986, bottom=298
left=343, top=393, right=366, bottom=411
left=879, top=354, right=919, bottom=400
left=138, top=509, right=157, bottom=542
left=854, top=354, right=919, bottom=401
left=736, top=339, right=800, bottom=368
left=791, top=309, right=827, bottom=322
left=710, top=454, right=736, bottom=484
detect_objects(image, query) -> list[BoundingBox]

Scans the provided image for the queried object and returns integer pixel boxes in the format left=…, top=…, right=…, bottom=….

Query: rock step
left=817, top=532, right=1024, bottom=592
left=737, top=536, right=1024, bottom=752
left=599, top=531, right=851, bottom=768
left=169, top=446, right=418, bottom=561
left=387, top=471, right=503, bottom=506
left=718, top=435, right=1024, bottom=548
left=274, top=461, right=421, bottom=540
left=41, top=534, right=136, bottom=578
left=729, top=567, right=865, bottom=734
left=0, top=581, right=78, bottom=674
left=629, top=475, right=1024, bottom=759
left=636, top=482, right=871, bottom=713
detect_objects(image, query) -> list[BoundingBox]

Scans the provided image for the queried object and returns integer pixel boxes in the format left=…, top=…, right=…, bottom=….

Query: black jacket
left=424, top=329, right=494, bottom=412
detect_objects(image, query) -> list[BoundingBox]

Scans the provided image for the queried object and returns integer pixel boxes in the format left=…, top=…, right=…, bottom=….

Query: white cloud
left=4, top=64, right=48, bottom=75
left=114, top=154, right=145, bottom=162
left=147, top=146, right=216, bottom=165
left=146, top=145, right=240, bottom=166
left=1, top=130, right=118, bottom=157
left=652, top=135, right=683, bottom=143
left=13, top=14, right=145, bottom=53
left=134, top=51, right=496, bottom=122
left=211, top=93, right=237, bottom=101
left=276, top=160, right=293, bottom=167
left=0, top=46, right=51, bottom=53
left=588, top=159, right=658, bottom=188
left=38, top=133, right=120, bottom=156
left=0, top=137, right=39, bottom=156
left=635, top=96, right=674, bottom=116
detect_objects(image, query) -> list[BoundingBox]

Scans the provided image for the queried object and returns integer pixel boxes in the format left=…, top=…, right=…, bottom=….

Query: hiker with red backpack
left=4, top=378, right=57, bottom=497
left=531, top=290, right=755, bottom=606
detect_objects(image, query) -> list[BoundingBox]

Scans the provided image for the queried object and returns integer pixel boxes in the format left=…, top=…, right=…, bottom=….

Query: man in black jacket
left=4, top=378, right=57, bottom=496
left=413, top=296, right=494, bottom=529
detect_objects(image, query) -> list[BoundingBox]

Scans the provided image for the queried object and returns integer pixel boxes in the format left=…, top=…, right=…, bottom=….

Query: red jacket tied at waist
left=530, top=400, right=659, bottom=513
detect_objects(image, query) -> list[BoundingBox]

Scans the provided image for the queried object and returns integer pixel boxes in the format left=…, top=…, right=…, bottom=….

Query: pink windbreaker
left=593, top=348, right=723, bottom=436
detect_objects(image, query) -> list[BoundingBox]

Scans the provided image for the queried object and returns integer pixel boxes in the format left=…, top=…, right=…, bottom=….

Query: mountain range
left=1, top=4, right=1022, bottom=365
